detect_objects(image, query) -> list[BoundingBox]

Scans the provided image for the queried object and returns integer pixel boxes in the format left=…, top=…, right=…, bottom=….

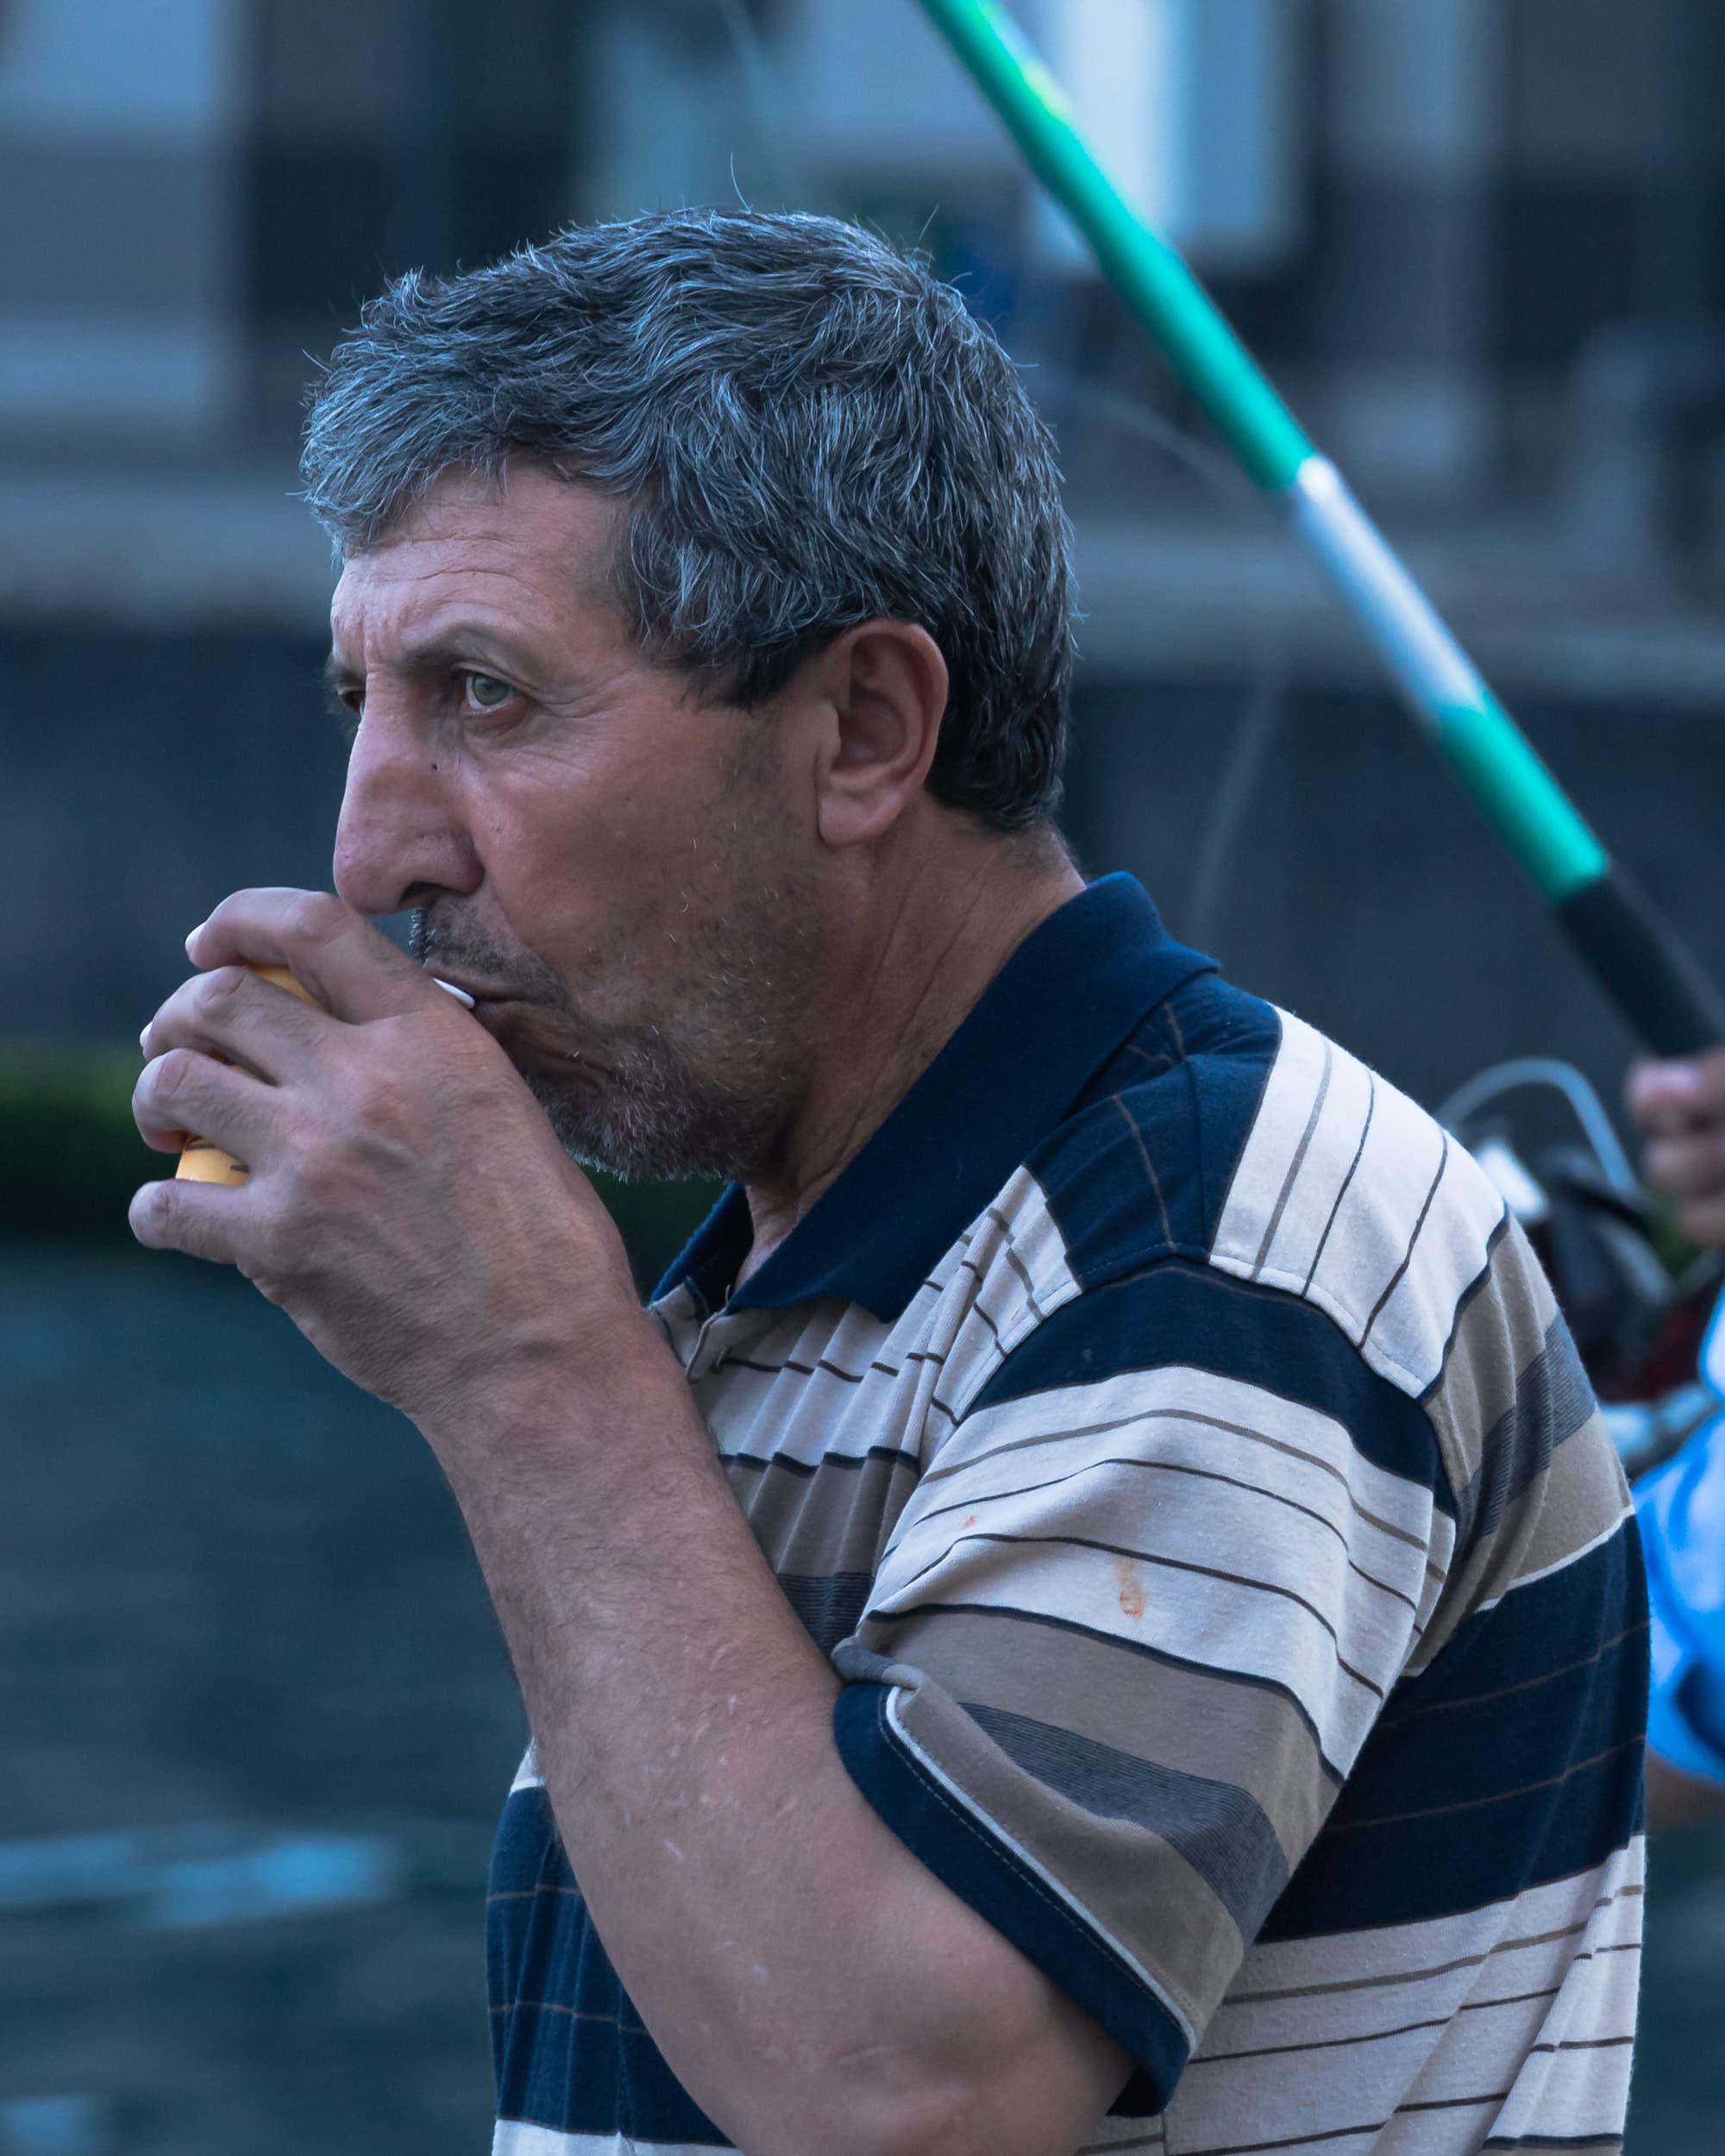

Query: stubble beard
left=410, top=873, right=823, bottom=1187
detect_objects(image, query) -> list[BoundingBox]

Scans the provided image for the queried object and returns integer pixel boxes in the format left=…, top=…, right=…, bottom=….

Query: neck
left=736, top=822, right=1085, bottom=1285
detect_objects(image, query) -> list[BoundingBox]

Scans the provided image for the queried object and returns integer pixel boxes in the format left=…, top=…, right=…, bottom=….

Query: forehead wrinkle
left=327, top=590, right=645, bottom=714
left=329, top=473, right=635, bottom=691
left=332, top=568, right=575, bottom=660
left=334, top=553, right=612, bottom=645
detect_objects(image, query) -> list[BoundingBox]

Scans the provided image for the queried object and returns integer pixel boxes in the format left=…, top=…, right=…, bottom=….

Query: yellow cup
left=176, top=964, right=323, bottom=1185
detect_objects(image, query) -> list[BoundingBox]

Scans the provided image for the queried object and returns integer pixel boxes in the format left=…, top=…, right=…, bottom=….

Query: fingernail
left=185, top=919, right=207, bottom=954
left=139, top=1025, right=151, bottom=1052
left=433, top=977, right=475, bottom=1009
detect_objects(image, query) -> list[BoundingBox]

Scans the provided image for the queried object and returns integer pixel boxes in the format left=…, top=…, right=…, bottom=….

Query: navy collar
left=656, top=874, right=1215, bottom=1322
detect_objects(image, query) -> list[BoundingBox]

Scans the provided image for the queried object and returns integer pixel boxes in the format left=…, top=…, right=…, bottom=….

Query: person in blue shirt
left=1628, top=1054, right=1725, bottom=1824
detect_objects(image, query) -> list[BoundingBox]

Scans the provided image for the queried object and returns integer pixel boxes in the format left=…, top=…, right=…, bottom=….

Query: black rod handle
left=1556, top=867, right=1725, bottom=1059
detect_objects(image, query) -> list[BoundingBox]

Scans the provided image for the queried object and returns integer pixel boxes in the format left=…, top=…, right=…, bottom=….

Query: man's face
left=329, top=463, right=826, bottom=1182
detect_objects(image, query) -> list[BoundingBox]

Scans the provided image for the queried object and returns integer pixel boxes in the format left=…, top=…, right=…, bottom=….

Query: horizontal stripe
left=875, top=1656, right=1263, bottom=2020
left=1455, top=1316, right=1597, bottom=1548
left=1182, top=2090, right=1520, bottom=2156
left=1412, top=1453, right=1634, bottom=1680
left=1169, top=1859, right=1640, bottom=2153
left=1223, top=1855, right=1643, bottom=2015
left=1378, top=1622, right=1645, bottom=1740
left=1422, top=1219, right=1553, bottom=1442
left=1201, top=1958, right=1640, bottom=2109
left=1480, top=2139, right=1623, bottom=2151
left=1193, top=1980, right=1581, bottom=2066
left=1182, top=1969, right=1638, bottom=2140
left=869, top=1369, right=1435, bottom=1766
left=773, top=1570, right=873, bottom=1653
left=911, top=1445, right=1422, bottom=1604
left=915, top=1407, right=1430, bottom=1564
left=886, top=1372, right=1441, bottom=1743
left=844, top=1601, right=1344, bottom=1779
left=1225, top=1931, right=1640, bottom=2016
left=1259, top=1526, right=1645, bottom=1939
left=857, top=1605, right=1338, bottom=1855
left=919, top=1363, right=1439, bottom=1551
left=834, top=1677, right=1189, bottom=2115
left=492, top=1972, right=724, bottom=2143
left=490, top=1789, right=731, bottom=2144
left=1258, top=1730, right=1640, bottom=1942
left=865, top=1531, right=1400, bottom=1775
left=880, top=1525, right=1395, bottom=1701
left=969, top=1261, right=1448, bottom=1504
left=1473, top=1501, right=1635, bottom=1617
left=724, top=1452, right=921, bottom=1606
left=712, top=1354, right=955, bottom=1415
left=962, top=1699, right=1290, bottom=1934
left=494, top=2127, right=728, bottom=2155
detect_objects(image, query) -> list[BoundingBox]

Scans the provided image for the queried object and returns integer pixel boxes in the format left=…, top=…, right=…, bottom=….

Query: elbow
left=732, top=2058, right=1045, bottom=2156
left=838, top=2073, right=988, bottom=2156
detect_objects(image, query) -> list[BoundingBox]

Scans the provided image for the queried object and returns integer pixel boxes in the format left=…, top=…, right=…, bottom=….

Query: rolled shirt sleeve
left=831, top=1259, right=1446, bottom=2114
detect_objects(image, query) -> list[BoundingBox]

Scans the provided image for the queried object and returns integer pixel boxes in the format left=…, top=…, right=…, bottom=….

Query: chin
left=521, top=1071, right=703, bottom=1184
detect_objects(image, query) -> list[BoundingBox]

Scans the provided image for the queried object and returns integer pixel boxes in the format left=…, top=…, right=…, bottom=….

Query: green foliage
left=0, top=1050, right=721, bottom=1294
left=0, top=1048, right=152, bottom=1240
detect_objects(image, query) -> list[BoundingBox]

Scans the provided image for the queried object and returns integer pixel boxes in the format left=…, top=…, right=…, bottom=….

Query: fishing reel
left=1439, top=1058, right=1723, bottom=1477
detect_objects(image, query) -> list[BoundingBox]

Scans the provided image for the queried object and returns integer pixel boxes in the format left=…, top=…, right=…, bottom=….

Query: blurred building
left=6, top=0, right=1725, bottom=1101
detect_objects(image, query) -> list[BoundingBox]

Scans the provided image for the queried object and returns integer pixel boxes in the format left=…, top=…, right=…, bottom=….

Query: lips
left=423, top=970, right=529, bottom=1007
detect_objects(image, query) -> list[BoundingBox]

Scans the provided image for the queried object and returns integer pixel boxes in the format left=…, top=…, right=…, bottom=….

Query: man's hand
left=131, top=887, right=641, bottom=1418
left=1627, top=1047, right=1725, bottom=1250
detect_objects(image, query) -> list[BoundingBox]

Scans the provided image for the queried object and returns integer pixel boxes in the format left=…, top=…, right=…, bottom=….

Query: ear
left=808, top=621, right=949, bottom=849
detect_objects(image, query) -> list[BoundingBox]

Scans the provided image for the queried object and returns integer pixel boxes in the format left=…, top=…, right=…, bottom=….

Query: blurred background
left=3, top=1, right=1724, bottom=2148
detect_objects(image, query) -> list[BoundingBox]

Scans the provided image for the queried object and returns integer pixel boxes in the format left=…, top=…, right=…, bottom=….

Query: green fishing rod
left=918, top=0, right=1725, bottom=1059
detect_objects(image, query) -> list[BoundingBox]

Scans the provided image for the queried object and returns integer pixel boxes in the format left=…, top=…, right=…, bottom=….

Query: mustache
left=407, top=907, right=567, bottom=1005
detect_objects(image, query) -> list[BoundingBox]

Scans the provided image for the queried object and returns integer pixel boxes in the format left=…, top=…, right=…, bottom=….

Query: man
left=133, top=212, right=1644, bottom=2156
left=1628, top=1052, right=1725, bottom=1825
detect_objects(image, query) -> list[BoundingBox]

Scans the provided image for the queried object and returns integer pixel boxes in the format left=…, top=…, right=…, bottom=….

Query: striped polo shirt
left=489, top=873, right=1646, bottom=2156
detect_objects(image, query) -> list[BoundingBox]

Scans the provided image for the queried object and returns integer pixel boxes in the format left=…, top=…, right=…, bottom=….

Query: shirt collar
left=655, top=874, right=1215, bottom=1323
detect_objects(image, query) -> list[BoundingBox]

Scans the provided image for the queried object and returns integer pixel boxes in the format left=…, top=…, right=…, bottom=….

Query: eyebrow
left=323, top=624, right=550, bottom=695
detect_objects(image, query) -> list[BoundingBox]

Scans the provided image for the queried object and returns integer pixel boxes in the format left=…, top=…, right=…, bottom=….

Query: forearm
left=423, top=1323, right=1115, bottom=2156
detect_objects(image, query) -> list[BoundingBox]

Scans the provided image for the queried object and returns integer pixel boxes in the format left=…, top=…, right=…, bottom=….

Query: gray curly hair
left=300, top=209, right=1075, bottom=830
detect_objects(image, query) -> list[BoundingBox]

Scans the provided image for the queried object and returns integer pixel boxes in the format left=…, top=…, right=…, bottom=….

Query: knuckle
left=193, top=964, right=248, bottom=1018
left=151, top=1046, right=201, bottom=1104
left=294, top=891, right=345, bottom=941
left=129, top=1176, right=177, bottom=1245
left=278, top=1152, right=323, bottom=1216
left=256, top=1199, right=310, bottom=1279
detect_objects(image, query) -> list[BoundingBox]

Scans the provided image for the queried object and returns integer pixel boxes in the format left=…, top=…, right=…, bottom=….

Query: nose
left=332, top=703, right=482, bottom=918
